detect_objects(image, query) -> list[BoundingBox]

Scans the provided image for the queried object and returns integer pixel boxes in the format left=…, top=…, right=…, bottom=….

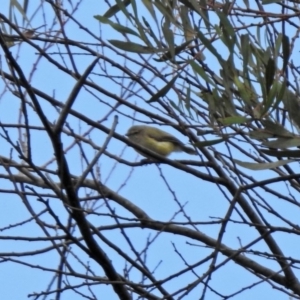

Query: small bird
left=126, top=125, right=196, bottom=158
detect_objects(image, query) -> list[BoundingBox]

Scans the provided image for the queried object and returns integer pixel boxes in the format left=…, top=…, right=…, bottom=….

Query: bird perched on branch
left=126, top=125, right=196, bottom=158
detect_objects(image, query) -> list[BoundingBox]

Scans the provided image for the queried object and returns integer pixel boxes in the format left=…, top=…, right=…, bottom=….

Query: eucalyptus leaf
left=249, top=130, right=276, bottom=140
left=109, top=40, right=161, bottom=53
left=219, top=116, right=250, bottom=125
left=282, top=34, right=290, bottom=72
left=240, top=34, right=250, bottom=75
left=282, top=89, right=300, bottom=129
left=261, top=0, right=282, bottom=4
left=142, top=0, right=157, bottom=21
left=103, top=0, right=131, bottom=18
left=261, top=120, right=294, bottom=137
left=180, top=6, right=195, bottom=42
left=162, top=19, right=175, bottom=59
left=95, top=15, right=138, bottom=36
left=148, top=74, right=180, bottom=103
left=216, top=10, right=235, bottom=52
left=234, top=159, right=294, bottom=170
left=195, top=138, right=225, bottom=147
left=262, top=137, right=300, bottom=149
left=196, top=30, right=224, bottom=63
left=261, top=149, right=300, bottom=158
left=154, top=40, right=193, bottom=62
left=189, top=61, right=211, bottom=83
left=265, top=57, right=275, bottom=94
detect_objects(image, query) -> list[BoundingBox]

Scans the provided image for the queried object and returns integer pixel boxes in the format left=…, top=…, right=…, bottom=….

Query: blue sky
left=0, top=1, right=299, bottom=300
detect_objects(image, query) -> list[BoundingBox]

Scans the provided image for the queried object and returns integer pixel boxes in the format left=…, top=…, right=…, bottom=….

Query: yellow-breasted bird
left=126, top=125, right=196, bottom=158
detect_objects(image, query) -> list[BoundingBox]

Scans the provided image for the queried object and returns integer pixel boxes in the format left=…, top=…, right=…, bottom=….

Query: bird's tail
left=182, top=145, right=197, bottom=155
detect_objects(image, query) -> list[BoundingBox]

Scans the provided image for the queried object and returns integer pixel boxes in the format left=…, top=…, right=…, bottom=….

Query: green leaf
left=249, top=130, right=276, bottom=140
left=261, top=149, right=300, bottom=158
left=162, top=19, right=175, bottom=59
left=94, top=15, right=138, bottom=36
left=153, top=1, right=174, bottom=24
left=131, top=0, right=137, bottom=16
left=196, top=0, right=211, bottom=32
left=274, top=33, right=282, bottom=61
left=220, top=59, right=238, bottom=116
left=262, top=81, right=278, bottom=116
left=265, top=57, right=275, bottom=94
left=142, top=17, right=161, bottom=46
left=234, top=159, right=294, bottom=170
left=242, top=0, right=249, bottom=9
left=130, top=0, right=153, bottom=47
left=216, top=11, right=236, bottom=52
left=108, top=40, right=161, bottom=53
left=220, top=93, right=238, bottom=117
left=185, top=85, right=191, bottom=113
left=262, top=0, right=282, bottom=4
left=154, top=40, right=192, bottom=62
left=262, top=137, right=300, bottom=149
left=9, top=0, right=30, bottom=24
left=233, top=76, right=254, bottom=106
left=219, top=116, right=250, bottom=125
left=240, top=34, right=250, bottom=74
left=148, top=74, right=180, bottom=103
left=271, top=81, right=286, bottom=113
left=180, top=6, right=195, bottom=42
left=170, top=100, right=182, bottom=113
left=195, top=138, right=225, bottom=147
left=142, top=0, right=157, bottom=22
left=187, top=0, right=202, bottom=14
left=103, top=0, right=131, bottom=18
left=257, top=26, right=261, bottom=46
left=282, top=88, right=300, bottom=129
left=282, top=34, right=290, bottom=72
left=189, top=60, right=212, bottom=83
left=196, top=30, right=224, bottom=63
left=261, top=120, right=294, bottom=137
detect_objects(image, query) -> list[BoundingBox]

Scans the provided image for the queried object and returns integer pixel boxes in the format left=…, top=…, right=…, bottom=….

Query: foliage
left=1, top=0, right=300, bottom=299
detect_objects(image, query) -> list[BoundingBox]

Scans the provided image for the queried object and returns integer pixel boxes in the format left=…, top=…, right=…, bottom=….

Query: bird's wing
left=148, top=132, right=183, bottom=145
